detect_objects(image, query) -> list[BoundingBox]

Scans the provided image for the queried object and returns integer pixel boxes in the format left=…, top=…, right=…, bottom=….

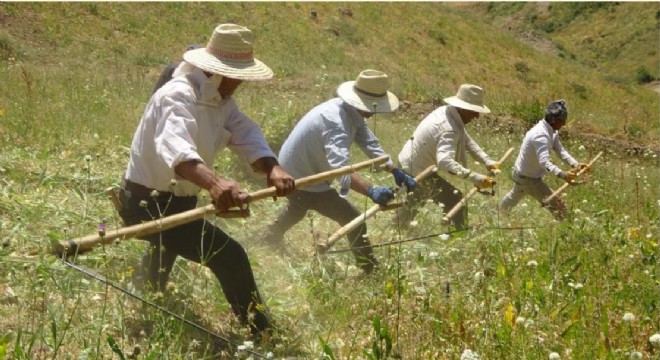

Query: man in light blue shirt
left=261, top=70, right=416, bottom=274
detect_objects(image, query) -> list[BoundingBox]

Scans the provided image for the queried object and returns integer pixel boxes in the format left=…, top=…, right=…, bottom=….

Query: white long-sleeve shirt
left=125, top=68, right=276, bottom=196
left=398, top=105, right=494, bottom=177
left=278, top=98, right=393, bottom=194
left=513, top=119, right=578, bottom=178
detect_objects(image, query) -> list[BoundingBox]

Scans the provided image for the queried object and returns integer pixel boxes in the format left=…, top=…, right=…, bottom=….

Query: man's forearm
left=174, top=160, right=222, bottom=191
left=349, top=173, right=371, bottom=196
left=251, top=156, right=279, bottom=174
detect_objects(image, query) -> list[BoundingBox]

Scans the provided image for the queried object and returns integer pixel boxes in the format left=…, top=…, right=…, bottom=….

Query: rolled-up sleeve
left=436, top=131, right=471, bottom=176
left=225, top=101, right=277, bottom=164
left=155, top=96, right=203, bottom=169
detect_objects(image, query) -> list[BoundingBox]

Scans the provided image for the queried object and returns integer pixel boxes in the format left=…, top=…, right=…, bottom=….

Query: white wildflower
left=93, top=133, right=100, bottom=140
left=409, top=220, right=418, bottom=227
left=593, top=180, right=600, bottom=186
left=630, top=351, right=642, bottom=360
left=525, top=318, right=535, bottom=328
left=460, top=349, right=481, bottom=360
left=650, top=333, right=660, bottom=345
left=646, top=233, right=653, bottom=239
left=527, top=260, right=538, bottom=267
left=453, top=189, right=459, bottom=195
left=549, top=352, right=561, bottom=360
left=568, top=282, right=583, bottom=290
left=515, top=316, right=526, bottom=325
left=474, top=271, right=484, bottom=281
left=439, top=233, right=450, bottom=241
left=525, top=247, right=536, bottom=253
left=578, top=145, right=586, bottom=151
left=622, top=312, right=635, bottom=322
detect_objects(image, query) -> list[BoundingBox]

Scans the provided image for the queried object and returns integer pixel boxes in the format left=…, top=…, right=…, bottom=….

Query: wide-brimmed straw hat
left=443, top=84, right=490, bottom=114
left=183, top=23, right=273, bottom=81
left=337, top=69, right=399, bottom=113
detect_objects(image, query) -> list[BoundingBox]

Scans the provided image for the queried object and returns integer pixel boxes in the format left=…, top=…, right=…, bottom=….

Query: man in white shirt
left=119, top=24, right=295, bottom=335
left=260, top=69, right=416, bottom=274
left=396, top=84, right=498, bottom=230
left=499, top=100, right=586, bottom=219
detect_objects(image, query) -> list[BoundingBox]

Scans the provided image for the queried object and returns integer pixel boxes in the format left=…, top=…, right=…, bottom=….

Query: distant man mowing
left=396, top=84, right=498, bottom=230
left=260, top=69, right=416, bottom=274
left=119, top=24, right=295, bottom=335
left=499, top=99, right=587, bottom=219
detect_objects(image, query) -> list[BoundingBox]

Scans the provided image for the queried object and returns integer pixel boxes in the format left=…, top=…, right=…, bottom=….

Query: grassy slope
left=458, top=2, right=660, bottom=84
left=0, top=3, right=659, bottom=359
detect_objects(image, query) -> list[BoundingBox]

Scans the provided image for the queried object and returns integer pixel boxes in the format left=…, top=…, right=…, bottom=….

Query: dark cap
left=545, top=99, right=568, bottom=121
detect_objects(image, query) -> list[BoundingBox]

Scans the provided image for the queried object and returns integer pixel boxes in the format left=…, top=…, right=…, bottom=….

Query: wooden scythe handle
left=542, top=151, right=603, bottom=206
left=54, top=155, right=390, bottom=257
left=316, top=164, right=438, bottom=254
left=442, top=147, right=515, bottom=224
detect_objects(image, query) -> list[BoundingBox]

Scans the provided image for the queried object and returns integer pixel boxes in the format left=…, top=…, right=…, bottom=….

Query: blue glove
left=367, top=185, right=395, bottom=205
left=391, top=168, right=417, bottom=190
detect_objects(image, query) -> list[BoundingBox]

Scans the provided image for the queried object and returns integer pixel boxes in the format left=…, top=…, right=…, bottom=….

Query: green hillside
left=1, top=2, right=658, bottom=147
left=454, top=2, right=660, bottom=85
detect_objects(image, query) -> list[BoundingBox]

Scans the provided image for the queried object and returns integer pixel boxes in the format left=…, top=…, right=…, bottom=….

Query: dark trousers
left=395, top=173, right=467, bottom=230
left=264, top=190, right=378, bottom=272
left=118, top=180, right=269, bottom=333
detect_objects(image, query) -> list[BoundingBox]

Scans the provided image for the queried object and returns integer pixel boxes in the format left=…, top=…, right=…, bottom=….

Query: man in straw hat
left=130, top=43, right=202, bottom=296
left=499, top=99, right=587, bottom=219
left=396, top=84, right=499, bottom=230
left=118, top=23, right=295, bottom=335
left=260, top=69, right=417, bottom=274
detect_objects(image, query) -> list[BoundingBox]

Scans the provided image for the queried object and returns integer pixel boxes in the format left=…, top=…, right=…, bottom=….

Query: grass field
left=0, top=3, right=659, bottom=359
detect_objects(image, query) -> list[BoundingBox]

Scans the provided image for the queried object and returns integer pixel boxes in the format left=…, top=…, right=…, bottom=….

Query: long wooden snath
left=54, top=155, right=390, bottom=257
left=316, top=164, right=438, bottom=254
left=542, top=151, right=603, bottom=206
left=442, top=147, right=515, bottom=224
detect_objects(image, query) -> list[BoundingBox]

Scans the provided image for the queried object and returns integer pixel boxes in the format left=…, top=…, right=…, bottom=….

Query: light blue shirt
left=279, top=98, right=393, bottom=193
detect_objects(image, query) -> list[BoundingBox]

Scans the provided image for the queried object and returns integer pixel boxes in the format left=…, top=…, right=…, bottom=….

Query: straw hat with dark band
left=183, top=23, right=273, bottom=81
left=443, top=84, right=490, bottom=114
left=337, top=69, right=399, bottom=113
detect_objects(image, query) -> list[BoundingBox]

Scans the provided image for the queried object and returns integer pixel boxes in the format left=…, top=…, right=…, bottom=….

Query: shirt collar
left=541, top=119, right=556, bottom=134
left=340, top=98, right=365, bottom=124
left=447, top=105, right=465, bottom=129
left=187, top=68, right=223, bottom=106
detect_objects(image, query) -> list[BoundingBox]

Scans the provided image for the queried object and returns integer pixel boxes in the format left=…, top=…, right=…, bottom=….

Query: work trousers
left=118, top=180, right=269, bottom=333
left=395, top=173, right=467, bottom=230
left=263, top=189, right=378, bottom=272
left=499, top=171, right=566, bottom=219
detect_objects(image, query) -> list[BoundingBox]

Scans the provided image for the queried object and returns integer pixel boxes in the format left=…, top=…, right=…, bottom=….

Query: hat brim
left=183, top=48, right=273, bottom=81
left=337, top=81, right=399, bottom=113
left=444, top=96, right=490, bottom=114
